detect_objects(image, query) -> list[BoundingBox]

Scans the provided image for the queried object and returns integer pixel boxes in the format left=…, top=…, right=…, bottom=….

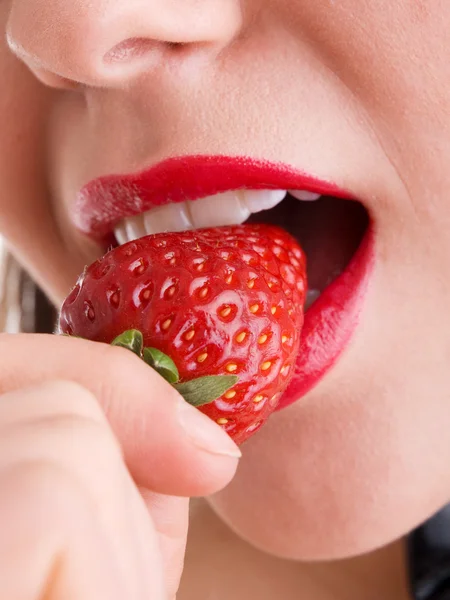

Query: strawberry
left=59, top=224, right=307, bottom=444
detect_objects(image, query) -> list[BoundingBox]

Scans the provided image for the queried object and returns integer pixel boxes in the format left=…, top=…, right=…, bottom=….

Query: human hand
left=0, top=333, right=240, bottom=599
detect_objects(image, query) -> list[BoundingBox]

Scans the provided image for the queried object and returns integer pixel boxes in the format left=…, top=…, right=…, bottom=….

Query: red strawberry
left=59, top=224, right=307, bottom=444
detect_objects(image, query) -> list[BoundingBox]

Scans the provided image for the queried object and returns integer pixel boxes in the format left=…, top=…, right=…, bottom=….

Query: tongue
left=246, top=195, right=368, bottom=292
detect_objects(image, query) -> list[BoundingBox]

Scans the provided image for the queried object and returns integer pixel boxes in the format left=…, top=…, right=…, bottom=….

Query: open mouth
left=248, top=194, right=369, bottom=309
left=113, top=191, right=369, bottom=314
left=74, top=155, right=374, bottom=406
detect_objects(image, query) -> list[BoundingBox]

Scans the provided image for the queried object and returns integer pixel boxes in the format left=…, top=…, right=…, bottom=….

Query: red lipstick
left=74, top=155, right=375, bottom=407
left=278, top=228, right=374, bottom=408
left=75, top=155, right=351, bottom=238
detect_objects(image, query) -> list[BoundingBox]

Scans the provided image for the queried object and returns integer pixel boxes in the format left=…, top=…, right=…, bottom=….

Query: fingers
left=0, top=334, right=241, bottom=599
left=0, top=381, right=167, bottom=599
left=0, top=462, right=128, bottom=600
left=0, top=333, right=241, bottom=496
left=139, top=489, right=189, bottom=599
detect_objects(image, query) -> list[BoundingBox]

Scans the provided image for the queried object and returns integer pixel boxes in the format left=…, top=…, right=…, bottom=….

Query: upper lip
left=74, top=154, right=352, bottom=238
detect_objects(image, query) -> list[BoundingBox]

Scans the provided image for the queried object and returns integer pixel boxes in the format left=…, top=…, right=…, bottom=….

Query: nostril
left=103, top=38, right=160, bottom=64
left=101, top=37, right=200, bottom=81
left=102, top=37, right=195, bottom=70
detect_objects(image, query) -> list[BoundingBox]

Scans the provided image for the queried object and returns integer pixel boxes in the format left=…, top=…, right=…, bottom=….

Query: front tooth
left=290, top=190, right=321, bottom=201
left=188, top=191, right=250, bottom=229
left=124, top=214, right=146, bottom=241
left=144, top=201, right=193, bottom=235
left=114, top=223, right=128, bottom=245
left=243, top=189, right=287, bottom=213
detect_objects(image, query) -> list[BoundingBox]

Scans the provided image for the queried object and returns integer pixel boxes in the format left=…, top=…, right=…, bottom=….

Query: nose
left=6, top=0, right=242, bottom=88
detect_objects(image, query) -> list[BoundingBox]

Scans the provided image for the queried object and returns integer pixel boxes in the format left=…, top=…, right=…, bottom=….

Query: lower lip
left=277, top=226, right=375, bottom=410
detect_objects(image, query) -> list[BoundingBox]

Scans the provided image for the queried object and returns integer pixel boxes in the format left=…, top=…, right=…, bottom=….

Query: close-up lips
left=73, top=154, right=374, bottom=411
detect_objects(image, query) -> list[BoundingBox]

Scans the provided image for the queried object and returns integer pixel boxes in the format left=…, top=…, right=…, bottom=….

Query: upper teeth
left=289, top=190, right=321, bottom=201
left=114, top=189, right=320, bottom=244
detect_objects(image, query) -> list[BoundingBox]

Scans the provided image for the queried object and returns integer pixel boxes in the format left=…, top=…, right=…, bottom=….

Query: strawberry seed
left=220, top=306, right=232, bottom=318
left=197, top=352, right=208, bottom=363
left=235, top=331, right=247, bottom=344
left=161, top=319, right=172, bottom=331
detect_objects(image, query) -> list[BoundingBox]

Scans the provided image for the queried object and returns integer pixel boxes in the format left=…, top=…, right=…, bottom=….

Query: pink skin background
left=1, top=0, right=450, bottom=575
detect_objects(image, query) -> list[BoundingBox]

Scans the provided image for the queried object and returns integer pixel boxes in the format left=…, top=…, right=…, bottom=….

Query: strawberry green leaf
left=143, top=347, right=180, bottom=384
left=173, top=375, right=238, bottom=407
left=111, top=329, right=143, bottom=357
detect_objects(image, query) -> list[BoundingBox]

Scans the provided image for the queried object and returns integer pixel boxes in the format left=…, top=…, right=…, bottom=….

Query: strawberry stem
left=143, top=347, right=179, bottom=384
left=111, top=329, right=238, bottom=407
left=173, top=376, right=239, bottom=407
left=111, top=329, right=143, bottom=356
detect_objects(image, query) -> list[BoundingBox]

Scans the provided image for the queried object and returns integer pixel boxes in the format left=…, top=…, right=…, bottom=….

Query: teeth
left=114, top=189, right=287, bottom=244
left=124, top=214, right=146, bottom=242
left=144, top=202, right=193, bottom=235
left=114, top=222, right=128, bottom=245
left=290, top=190, right=321, bottom=201
left=243, top=189, right=287, bottom=213
left=187, top=190, right=250, bottom=229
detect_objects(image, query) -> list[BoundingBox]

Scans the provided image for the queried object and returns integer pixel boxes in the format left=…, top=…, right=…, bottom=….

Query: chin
left=207, top=338, right=450, bottom=561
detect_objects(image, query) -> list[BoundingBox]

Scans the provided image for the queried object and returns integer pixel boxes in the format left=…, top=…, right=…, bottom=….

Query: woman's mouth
left=74, top=155, right=374, bottom=408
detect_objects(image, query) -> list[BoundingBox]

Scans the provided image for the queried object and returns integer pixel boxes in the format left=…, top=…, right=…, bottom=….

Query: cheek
left=0, top=3, right=49, bottom=219
left=208, top=306, right=450, bottom=561
left=0, top=13, right=90, bottom=303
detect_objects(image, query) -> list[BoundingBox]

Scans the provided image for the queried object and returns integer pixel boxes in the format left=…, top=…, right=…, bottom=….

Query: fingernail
left=177, top=401, right=242, bottom=458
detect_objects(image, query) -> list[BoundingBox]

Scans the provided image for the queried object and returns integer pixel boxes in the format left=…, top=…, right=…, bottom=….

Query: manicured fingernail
left=177, top=401, right=242, bottom=458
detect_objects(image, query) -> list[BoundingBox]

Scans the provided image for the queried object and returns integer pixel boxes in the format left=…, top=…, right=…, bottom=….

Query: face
left=2, top=0, right=450, bottom=560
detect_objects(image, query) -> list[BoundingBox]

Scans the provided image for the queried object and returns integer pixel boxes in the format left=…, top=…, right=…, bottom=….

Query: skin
left=0, top=336, right=240, bottom=598
left=0, top=0, right=449, bottom=597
